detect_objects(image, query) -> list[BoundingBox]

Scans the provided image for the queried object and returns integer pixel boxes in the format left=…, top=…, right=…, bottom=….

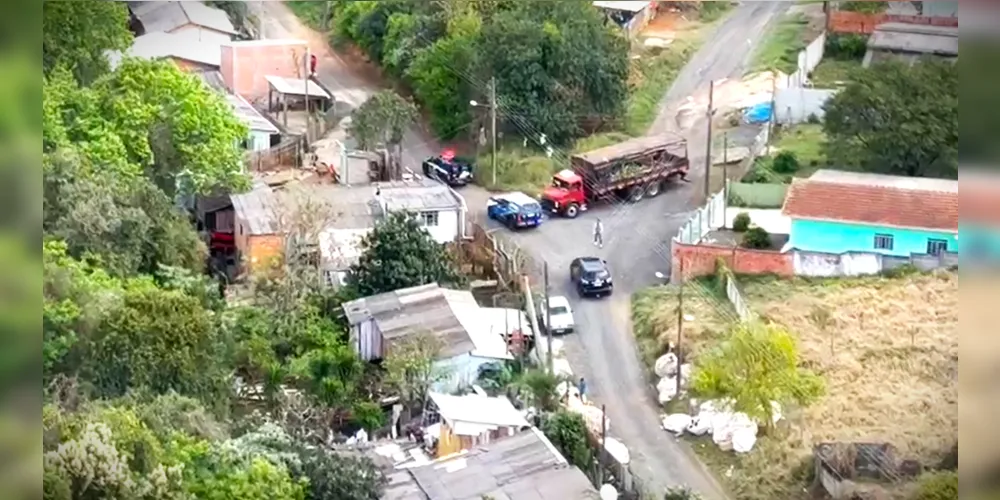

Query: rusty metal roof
left=781, top=170, right=958, bottom=232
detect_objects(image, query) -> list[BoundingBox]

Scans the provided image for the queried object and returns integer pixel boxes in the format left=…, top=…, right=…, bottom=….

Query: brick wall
left=671, top=241, right=793, bottom=282
left=221, top=40, right=310, bottom=102
left=828, top=11, right=958, bottom=34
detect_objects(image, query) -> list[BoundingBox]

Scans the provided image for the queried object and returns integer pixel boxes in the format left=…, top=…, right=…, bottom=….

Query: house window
left=926, top=238, right=949, bottom=256
left=873, top=233, right=894, bottom=251
left=420, top=211, right=439, bottom=227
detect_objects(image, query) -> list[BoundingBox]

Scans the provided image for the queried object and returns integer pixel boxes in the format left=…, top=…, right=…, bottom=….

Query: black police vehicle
left=422, top=149, right=473, bottom=187
left=570, top=257, right=613, bottom=298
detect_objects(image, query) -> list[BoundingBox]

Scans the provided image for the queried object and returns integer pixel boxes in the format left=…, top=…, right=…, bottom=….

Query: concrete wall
left=828, top=11, right=959, bottom=34
left=221, top=40, right=310, bottom=102
left=727, top=182, right=789, bottom=208
left=671, top=241, right=794, bottom=282
left=674, top=189, right=727, bottom=244
left=787, top=32, right=828, bottom=88
left=422, top=209, right=462, bottom=244
left=788, top=219, right=958, bottom=257
left=794, top=249, right=958, bottom=277
left=774, top=87, right=837, bottom=125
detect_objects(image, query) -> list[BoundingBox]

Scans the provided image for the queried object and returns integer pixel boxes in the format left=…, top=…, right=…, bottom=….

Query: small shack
left=265, top=75, right=333, bottom=133
left=592, top=1, right=658, bottom=39
left=426, top=392, right=529, bottom=458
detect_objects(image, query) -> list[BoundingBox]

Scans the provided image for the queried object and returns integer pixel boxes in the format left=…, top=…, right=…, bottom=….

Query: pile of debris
left=661, top=399, right=783, bottom=453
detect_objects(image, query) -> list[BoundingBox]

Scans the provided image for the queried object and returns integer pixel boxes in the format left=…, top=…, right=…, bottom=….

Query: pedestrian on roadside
left=593, top=218, right=604, bottom=248
left=578, top=377, right=588, bottom=403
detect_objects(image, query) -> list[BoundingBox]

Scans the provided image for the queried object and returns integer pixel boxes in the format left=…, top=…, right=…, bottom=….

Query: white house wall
left=248, top=130, right=272, bottom=152
left=422, top=209, right=461, bottom=244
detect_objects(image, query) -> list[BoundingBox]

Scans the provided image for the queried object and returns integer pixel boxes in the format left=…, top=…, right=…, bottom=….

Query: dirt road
left=254, top=3, right=787, bottom=498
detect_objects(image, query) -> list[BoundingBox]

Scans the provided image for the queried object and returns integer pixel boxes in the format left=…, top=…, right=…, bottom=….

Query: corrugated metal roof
left=224, top=93, right=279, bottom=133
left=231, top=181, right=463, bottom=235
left=130, top=1, right=237, bottom=35
left=265, top=75, right=332, bottom=99
left=781, top=170, right=958, bottom=232
left=429, top=393, right=528, bottom=429
left=111, top=30, right=222, bottom=68
left=869, top=22, right=958, bottom=56
left=194, top=69, right=227, bottom=92
left=342, top=284, right=477, bottom=359
left=405, top=428, right=601, bottom=500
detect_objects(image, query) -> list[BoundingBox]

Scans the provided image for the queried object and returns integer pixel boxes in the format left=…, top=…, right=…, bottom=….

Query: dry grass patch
left=720, top=271, right=958, bottom=500
left=631, top=278, right=740, bottom=369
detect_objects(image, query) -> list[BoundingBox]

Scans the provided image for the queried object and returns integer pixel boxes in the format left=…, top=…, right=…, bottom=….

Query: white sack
left=685, top=415, right=712, bottom=436
left=654, top=352, right=678, bottom=377
left=731, top=427, right=757, bottom=453
left=662, top=413, right=692, bottom=434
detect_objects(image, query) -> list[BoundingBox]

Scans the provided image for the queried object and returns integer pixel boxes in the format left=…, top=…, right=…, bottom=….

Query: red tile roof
left=781, top=178, right=959, bottom=232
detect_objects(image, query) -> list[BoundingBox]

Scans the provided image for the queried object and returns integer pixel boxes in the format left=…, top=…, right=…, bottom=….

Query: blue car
left=487, top=192, right=543, bottom=230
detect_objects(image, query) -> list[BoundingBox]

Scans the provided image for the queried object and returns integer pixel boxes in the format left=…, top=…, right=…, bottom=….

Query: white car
left=541, top=295, right=575, bottom=335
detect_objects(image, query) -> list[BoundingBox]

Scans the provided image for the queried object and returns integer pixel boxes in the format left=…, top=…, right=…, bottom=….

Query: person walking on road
left=578, top=377, right=588, bottom=403
left=593, top=218, right=604, bottom=248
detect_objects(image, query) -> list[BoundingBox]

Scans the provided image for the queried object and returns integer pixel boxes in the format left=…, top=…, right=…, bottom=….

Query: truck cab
left=540, top=169, right=587, bottom=218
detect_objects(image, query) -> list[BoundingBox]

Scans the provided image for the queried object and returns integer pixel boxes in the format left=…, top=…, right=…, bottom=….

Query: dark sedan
left=570, top=257, right=613, bottom=298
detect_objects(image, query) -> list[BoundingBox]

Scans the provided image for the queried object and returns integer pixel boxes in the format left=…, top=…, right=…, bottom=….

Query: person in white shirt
left=593, top=218, right=604, bottom=248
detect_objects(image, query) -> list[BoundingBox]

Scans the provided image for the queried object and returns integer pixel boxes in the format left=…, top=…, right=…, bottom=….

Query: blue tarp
left=743, top=102, right=773, bottom=124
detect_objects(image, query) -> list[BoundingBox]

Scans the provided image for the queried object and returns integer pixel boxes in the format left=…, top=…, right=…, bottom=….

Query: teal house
left=782, top=170, right=959, bottom=259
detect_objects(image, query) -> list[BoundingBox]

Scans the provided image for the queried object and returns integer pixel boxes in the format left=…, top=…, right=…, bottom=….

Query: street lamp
left=469, top=77, right=497, bottom=186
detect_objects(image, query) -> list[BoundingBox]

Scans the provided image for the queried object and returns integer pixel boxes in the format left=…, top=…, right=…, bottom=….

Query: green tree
left=346, top=211, right=465, bottom=296
left=822, top=60, right=958, bottom=178
left=383, top=332, right=447, bottom=419
left=913, top=470, right=957, bottom=500
left=42, top=1, right=133, bottom=84
left=44, top=59, right=250, bottom=196
left=540, top=411, right=592, bottom=471
left=406, top=14, right=479, bottom=138
left=516, top=369, right=560, bottom=412
left=43, top=150, right=206, bottom=277
left=691, top=322, right=824, bottom=432
left=473, top=2, right=629, bottom=143
left=84, top=280, right=231, bottom=406
left=348, top=90, right=419, bottom=151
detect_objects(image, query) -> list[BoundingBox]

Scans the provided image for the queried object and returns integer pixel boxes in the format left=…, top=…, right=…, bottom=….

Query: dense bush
left=732, top=212, right=752, bottom=232
left=327, top=1, right=629, bottom=143
left=741, top=227, right=771, bottom=249
left=913, top=471, right=958, bottom=500
left=771, top=151, right=800, bottom=174
left=824, top=33, right=869, bottom=61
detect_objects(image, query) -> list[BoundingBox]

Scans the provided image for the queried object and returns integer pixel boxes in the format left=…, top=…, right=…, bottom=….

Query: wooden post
left=598, top=404, right=607, bottom=485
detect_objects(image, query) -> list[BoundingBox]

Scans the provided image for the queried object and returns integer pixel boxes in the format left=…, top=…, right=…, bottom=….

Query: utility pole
left=543, top=261, right=553, bottom=375
left=489, top=76, right=498, bottom=187
left=304, top=47, right=311, bottom=144
left=675, top=259, right=684, bottom=398
left=703, top=79, right=715, bottom=199
left=767, top=71, right=778, bottom=152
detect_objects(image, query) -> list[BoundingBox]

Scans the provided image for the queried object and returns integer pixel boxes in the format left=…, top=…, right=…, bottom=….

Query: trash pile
left=654, top=352, right=691, bottom=404
left=661, top=399, right=783, bottom=454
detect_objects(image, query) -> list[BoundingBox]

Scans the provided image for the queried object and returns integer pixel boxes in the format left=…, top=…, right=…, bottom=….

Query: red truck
left=539, top=135, right=690, bottom=218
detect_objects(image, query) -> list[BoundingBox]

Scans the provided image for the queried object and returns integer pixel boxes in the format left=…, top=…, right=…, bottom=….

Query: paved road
left=256, top=2, right=787, bottom=498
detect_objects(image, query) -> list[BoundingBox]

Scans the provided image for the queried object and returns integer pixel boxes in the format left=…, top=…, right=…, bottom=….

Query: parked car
left=540, top=295, right=575, bottom=335
left=487, top=192, right=543, bottom=230
left=422, top=150, right=473, bottom=187
left=570, top=257, right=613, bottom=297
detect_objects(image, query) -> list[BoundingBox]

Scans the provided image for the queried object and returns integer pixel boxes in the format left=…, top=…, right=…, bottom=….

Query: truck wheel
left=564, top=204, right=580, bottom=218
left=646, top=181, right=662, bottom=197
left=629, top=186, right=645, bottom=202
